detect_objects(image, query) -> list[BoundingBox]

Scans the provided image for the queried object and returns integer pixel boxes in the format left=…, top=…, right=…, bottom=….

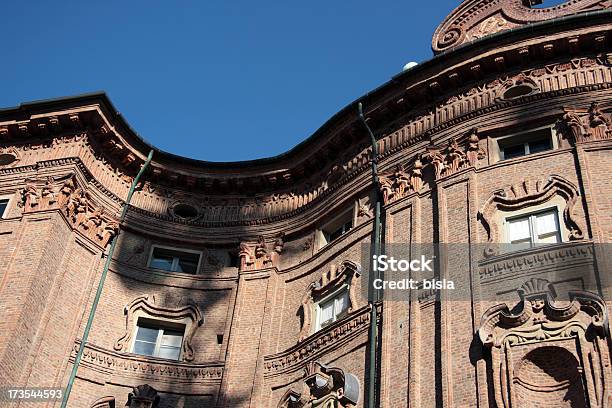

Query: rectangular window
left=0, top=198, right=8, bottom=218
left=499, top=128, right=554, bottom=160
left=149, top=246, right=201, bottom=274
left=319, top=210, right=354, bottom=247
left=316, top=288, right=349, bottom=330
left=506, top=209, right=561, bottom=250
left=132, top=320, right=185, bottom=361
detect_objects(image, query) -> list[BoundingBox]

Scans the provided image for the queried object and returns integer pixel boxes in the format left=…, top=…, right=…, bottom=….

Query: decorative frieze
left=71, top=341, right=224, bottom=381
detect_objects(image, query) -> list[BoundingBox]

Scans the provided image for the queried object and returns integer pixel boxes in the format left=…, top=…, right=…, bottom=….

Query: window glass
left=0, top=199, right=8, bottom=218
left=317, top=288, right=350, bottom=331
left=503, top=144, right=526, bottom=160
left=506, top=209, right=561, bottom=250
left=149, top=247, right=200, bottom=274
left=528, top=138, right=552, bottom=154
left=132, top=321, right=185, bottom=360
left=335, top=290, right=349, bottom=319
left=319, top=299, right=335, bottom=328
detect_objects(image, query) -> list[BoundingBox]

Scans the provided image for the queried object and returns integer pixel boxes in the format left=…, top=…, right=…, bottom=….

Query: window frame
left=494, top=125, right=557, bottom=162
left=316, top=206, right=356, bottom=250
left=315, top=284, right=350, bottom=331
left=504, top=207, right=562, bottom=249
left=0, top=194, right=13, bottom=219
left=130, top=317, right=186, bottom=361
left=147, top=244, right=203, bottom=274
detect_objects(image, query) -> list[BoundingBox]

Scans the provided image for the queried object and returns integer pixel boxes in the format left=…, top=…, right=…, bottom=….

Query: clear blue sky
left=2, top=1, right=460, bottom=162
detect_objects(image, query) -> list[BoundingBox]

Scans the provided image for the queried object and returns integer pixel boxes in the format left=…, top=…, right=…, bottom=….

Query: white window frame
left=316, top=207, right=356, bottom=250
left=494, top=125, right=557, bottom=162
left=147, top=244, right=203, bottom=274
left=315, top=285, right=350, bottom=331
left=0, top=194, right=13, bottom=219
left=504, top=207, right=562, bottom=248
left=130, top=317, right=186, bottom=361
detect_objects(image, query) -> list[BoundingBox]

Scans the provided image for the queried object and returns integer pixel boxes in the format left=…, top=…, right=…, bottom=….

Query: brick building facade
left=1, top=1, right=612, bottom=407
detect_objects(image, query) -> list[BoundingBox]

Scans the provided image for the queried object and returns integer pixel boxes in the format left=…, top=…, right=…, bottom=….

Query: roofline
left=1, top=8, right=610, bottom=170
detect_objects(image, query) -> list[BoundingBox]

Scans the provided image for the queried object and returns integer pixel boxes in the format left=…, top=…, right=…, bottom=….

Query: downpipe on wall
left=60, top=149, right=154, bottom=408
left=358, top=102, right=382, bottom=408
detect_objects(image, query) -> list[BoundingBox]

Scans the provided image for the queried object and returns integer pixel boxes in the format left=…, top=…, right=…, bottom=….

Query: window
left=506, top=209, right=561, bottom=250
left=0, top=198, right=9, bottom=218
left=316, top=288, right=349, bottom=330
left=499, top=128, right=554, bottom=160
left=132, top=319, right=185, bottom=360
left=318, top=210, right=354, bottom=248
left=148, top=246, right=201, bottom=274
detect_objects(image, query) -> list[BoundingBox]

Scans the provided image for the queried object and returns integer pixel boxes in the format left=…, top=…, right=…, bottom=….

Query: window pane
left=503, top=144, right=526, bottom=160
left=528, top=138, right=552, bottom=154
left=157, top=345, right=181, bottom=360
left=176, top=258, right=198, bottom=274
left=535, top=212, right=558, bottom=235
left=161, top=331, right=183, bottom=348
left=135, top=326, right=160, bottom=343
left=508, top=218, right=531, bottom=242
left=537, top=233, right=559, bottom=244
left=150, top=256, right=174, bottom=271
left=335, top=290, right=349, bottom=317
left=319, top=300, right=334, bottom=327
left=0, top=199, right=8, bottom=217
left=133, top=340, right=156, bottom=356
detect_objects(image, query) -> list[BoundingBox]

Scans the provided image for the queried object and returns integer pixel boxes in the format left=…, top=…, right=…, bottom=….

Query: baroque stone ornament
left=298, top=261, right=361, bottom=342
left=277, top=361, right=360, bottom=408
left=432, top=0, right=612, bottom=53
left=126, top=384, right=159, bottom=408
left=114, top=295, right=203, bottom=362
left=479, top=278, right=608, bottom=408
left=479, top=174, right=584, bottom=257
left=20, top=174, right=119, bottom=248
left=420, top=130, right=486, bottom=182
left=561, top=102, right=612, bottom=143
left=239, top=234, right=284, bottom=271
left=379, top=159, right=424, bottom=205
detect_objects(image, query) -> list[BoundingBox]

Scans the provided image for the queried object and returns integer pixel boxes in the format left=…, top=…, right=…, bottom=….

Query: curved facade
left=1, top=1, right=612, bottom=407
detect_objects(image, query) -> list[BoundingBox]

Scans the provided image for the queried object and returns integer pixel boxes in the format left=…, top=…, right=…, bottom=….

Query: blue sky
left=2, top=1, right=461, bottom=162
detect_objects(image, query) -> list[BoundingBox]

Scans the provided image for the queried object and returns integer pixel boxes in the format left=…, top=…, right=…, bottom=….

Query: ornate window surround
left=479, top=174, right=584, bottom=257
left=478, top=278, right=608, bottom=408
left=114, top=295, right=203, bottom=362
left=298, top=260, right=361, bottom=342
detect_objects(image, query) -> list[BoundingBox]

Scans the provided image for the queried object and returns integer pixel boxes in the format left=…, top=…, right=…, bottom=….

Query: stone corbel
left=277, top=361, right=360, bottom=408
left=298, top=260, right=361, bottom=342
left=478, top=174, right=584, bottom=257
left=239, top=234, right=284, bottom=271
left=126, top=384, right=159, bottom=408
left=378, top=159, right=424, bottom=205
left=114, top=295, right=203, bottom=362
left=420, top=130, right=485, bottom=181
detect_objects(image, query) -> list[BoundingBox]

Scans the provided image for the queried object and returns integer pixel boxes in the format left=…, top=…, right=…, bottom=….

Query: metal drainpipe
left=358, top=102, right=381, bottom=408
left=60, top=149, right=154, bottom=408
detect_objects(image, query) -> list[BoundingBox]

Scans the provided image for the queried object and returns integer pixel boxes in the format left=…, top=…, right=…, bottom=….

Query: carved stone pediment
left=277, top=361, right=360, bottom=408
left=478, top=174, right=584, bottom=257
left=298, top=261, right=361, bottom=342
left=114, top=295, right=203, bottom=362
left=432, top=0, right=612, bottom=54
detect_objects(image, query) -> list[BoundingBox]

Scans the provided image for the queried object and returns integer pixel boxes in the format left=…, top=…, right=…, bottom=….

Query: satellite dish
left=402, top=61, right=418, bottom=71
